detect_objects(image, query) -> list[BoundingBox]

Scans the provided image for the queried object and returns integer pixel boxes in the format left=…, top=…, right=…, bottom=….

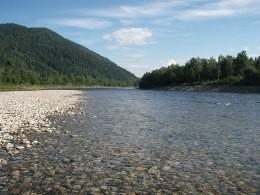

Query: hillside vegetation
left=139, top=51, right=260, bottom=89
left=0, top=23, right=137, bottom=87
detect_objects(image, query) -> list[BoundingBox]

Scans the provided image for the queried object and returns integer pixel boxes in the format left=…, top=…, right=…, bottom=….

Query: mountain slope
left=0, top=23, right=137, bottom=86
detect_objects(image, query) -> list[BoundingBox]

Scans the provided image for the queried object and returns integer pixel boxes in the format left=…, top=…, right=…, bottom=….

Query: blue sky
left=1, top=0, right=260, bottom=77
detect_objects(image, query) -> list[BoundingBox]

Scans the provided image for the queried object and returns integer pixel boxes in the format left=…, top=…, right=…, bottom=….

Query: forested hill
left=0, top=23, right=137, bottom=86
left=139, top=51, right=260, bottom=89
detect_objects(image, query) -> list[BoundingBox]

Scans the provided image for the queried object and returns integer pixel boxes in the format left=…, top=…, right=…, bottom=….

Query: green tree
left=219, top=55, right=234, bottom=78
left=139, top=51, right=260, bottom=88
left=234, top=51, right=249, bottom=76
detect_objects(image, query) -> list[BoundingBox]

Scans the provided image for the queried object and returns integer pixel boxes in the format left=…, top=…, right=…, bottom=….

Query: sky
left=1, top=0, right=260, bottom=77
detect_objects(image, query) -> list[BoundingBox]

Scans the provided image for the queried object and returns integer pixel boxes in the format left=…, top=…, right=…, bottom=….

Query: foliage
left=0, top=23, right=137, bottom=86
left=139, top=51, right=260, bottom=88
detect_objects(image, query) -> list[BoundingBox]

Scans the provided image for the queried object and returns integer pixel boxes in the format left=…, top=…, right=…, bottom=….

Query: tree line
left=139, top=51, right=260, bottom=89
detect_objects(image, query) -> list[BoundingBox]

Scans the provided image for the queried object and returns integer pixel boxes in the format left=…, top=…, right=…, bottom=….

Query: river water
left=1, top=89, right=260, bottom=194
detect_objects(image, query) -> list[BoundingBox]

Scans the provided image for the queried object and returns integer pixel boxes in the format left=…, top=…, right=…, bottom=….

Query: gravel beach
left=0, top=90, right=81, bottom=155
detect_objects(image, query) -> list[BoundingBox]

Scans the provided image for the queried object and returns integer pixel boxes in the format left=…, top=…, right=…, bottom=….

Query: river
left=1, top=89, right=260, bottom=194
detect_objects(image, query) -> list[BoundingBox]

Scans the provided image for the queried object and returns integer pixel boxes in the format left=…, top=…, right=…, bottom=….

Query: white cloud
left=180, top=9, right=233, bottom=19
left=49, top=18, right=111, bottom=29
left=179, top=0, right=260, bottom=20
left=163, top=59, right=177, bottom=67
left=103, top=28, right=152, bottom=46
left=73, top=0, right=260, bottom=23
left=77, top=1, right=184, bottom=19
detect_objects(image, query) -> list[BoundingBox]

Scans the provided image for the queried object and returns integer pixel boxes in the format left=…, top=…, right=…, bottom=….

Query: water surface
left=1, top=89, right=260, bottom=194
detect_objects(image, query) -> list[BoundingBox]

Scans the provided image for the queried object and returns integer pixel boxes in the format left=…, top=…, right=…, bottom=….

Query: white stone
left=0, top=90, right=81, bottom=148
left=6, top=143, right=14, bottom=150
left=16, top=145, right=25, bottom=150
left=32, top=140, right=39, bottom=145
left=0, top=159, right=7, bottom=166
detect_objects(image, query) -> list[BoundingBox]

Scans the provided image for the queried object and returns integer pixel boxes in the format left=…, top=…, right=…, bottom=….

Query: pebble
left=48, top=169, right=55, bottom=176
left=136, top=167, right=146, bottom=171
left=32, top=140, right=39, bottom=145
left=100, top=185, right=108, bottom=190
left=16, top=145, right=25, bottom=150
left=162, top=166, right=171, bottom=171
left=26, top=144, right=32, bottom=148
left=0, top=90, right=81, bottom=150
left=90, top=187, right=100, bottom=193
left=148, top=166, right=159, bottom=175
left=73, top=185, right=82, bottom=190
left=22, top=139, right=30, bottom=145
left=6, top=143, right=14, bottom=150
left=0, top=159, right=7, bottom=166
left=11, top=170, right=20, bottom=178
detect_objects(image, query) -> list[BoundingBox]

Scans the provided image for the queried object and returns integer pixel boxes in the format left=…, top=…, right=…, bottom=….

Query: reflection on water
left=1, top=89, right=260, bottom=194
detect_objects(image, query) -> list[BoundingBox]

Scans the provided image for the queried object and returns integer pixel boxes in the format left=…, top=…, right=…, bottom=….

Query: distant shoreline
left=1, top=84, right=260, bottom=94
left=0, top=85, right=137, bottom=91
left=141, top=84, right=260, bottom=94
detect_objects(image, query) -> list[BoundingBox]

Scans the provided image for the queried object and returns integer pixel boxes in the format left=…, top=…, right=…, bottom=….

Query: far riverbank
left=141, top=84, right=260, bottom=94
left=0, top=85, right=137, bottom=92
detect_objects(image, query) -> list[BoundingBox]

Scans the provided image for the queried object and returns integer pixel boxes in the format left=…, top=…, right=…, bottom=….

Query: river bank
left=146, top=84, right=260, bottom=94
left=0, top=85, right=137, bottom=92
left=0, top=90, right=81, bottom=157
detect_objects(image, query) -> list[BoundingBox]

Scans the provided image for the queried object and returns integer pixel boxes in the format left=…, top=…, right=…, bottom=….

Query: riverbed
left=0, top=89, right=260, bottom=194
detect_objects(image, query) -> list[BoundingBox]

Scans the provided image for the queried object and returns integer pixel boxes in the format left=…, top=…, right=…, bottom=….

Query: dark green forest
left=0, top=23, right=137, bottom=87
left=139, top=51, right=260, bottom=89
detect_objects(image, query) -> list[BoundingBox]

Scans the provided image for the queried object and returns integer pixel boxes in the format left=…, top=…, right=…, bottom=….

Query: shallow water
left=1, top=89, right=260, bottom=194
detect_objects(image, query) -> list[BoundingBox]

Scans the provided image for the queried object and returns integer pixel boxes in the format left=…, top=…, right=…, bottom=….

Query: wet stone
left=11, top=170, right=20, bottom=178
left=162, top=166, right=171, bottom=172
left=73, top=185, right=81, bottom=190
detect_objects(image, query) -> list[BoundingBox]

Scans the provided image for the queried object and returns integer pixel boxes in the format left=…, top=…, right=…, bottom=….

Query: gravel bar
left=0, top=90, right=81, bottom=156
